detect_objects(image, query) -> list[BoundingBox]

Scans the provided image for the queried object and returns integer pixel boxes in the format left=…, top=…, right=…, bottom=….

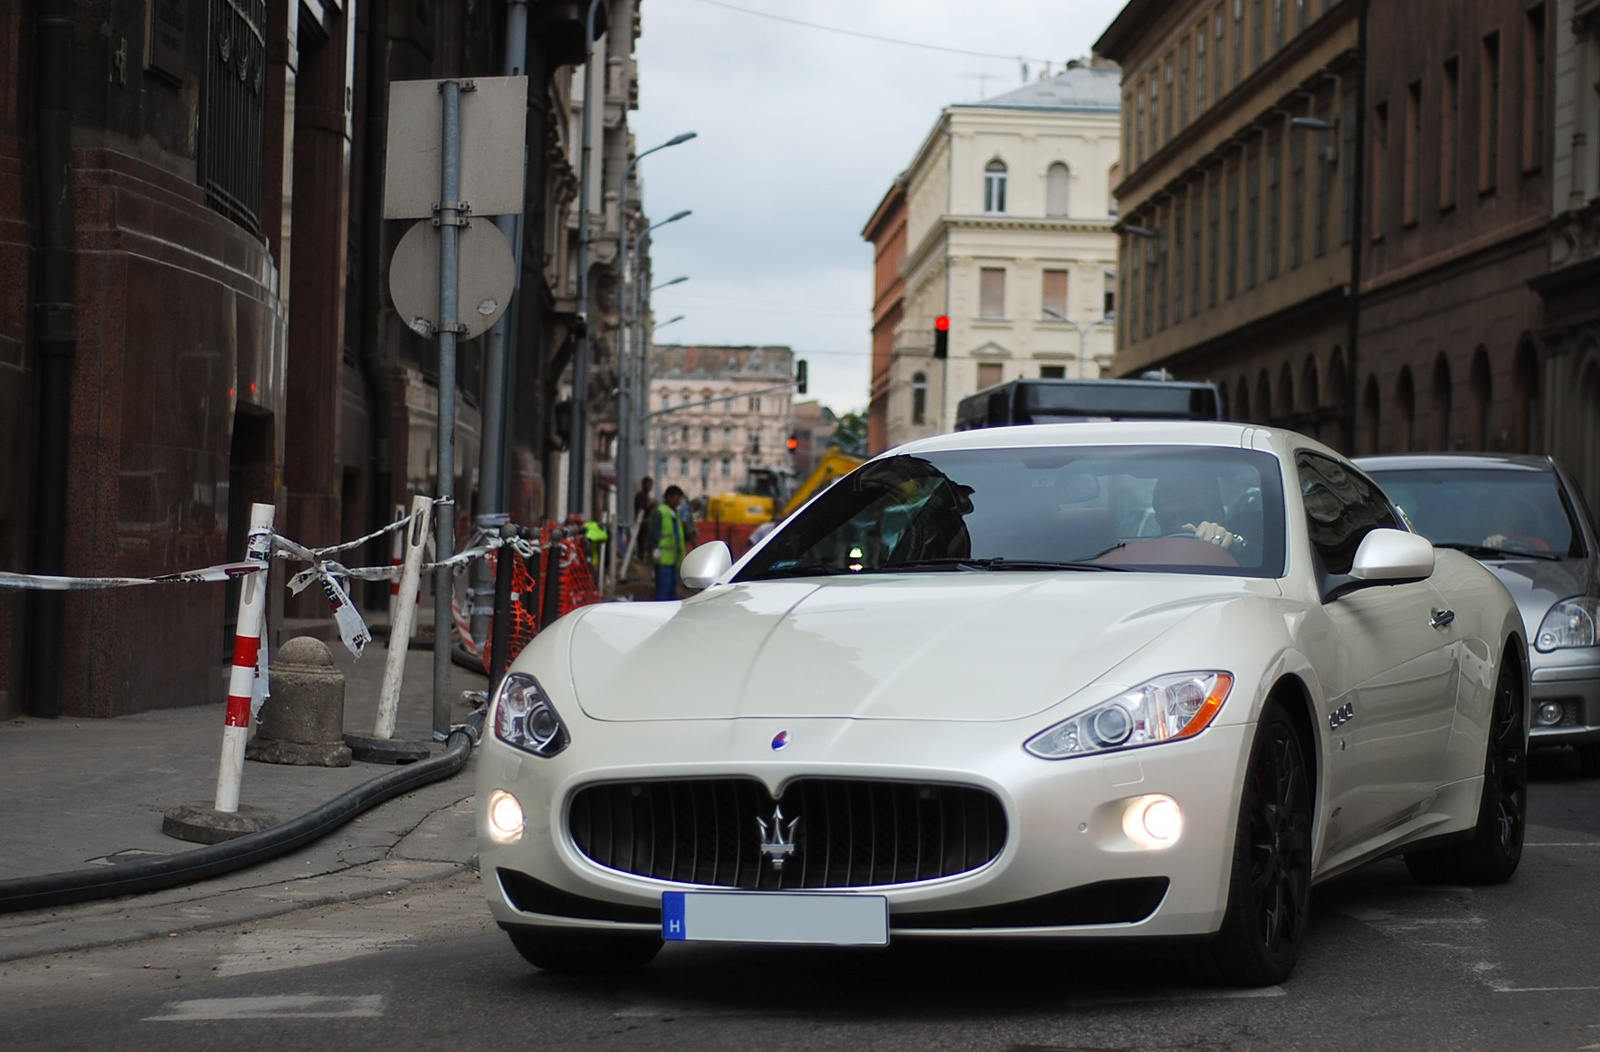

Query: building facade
left=862, top=178, right=906, bottom=455
left=0, top=0, right=659, bottom=718
left=1532, top=0, right=1600, bottom=508
left=876, top=62, right=1123, bottom=448
left=1100, top=0, right=1582, bottom=511
left=647, top=345, right=796, bottom=506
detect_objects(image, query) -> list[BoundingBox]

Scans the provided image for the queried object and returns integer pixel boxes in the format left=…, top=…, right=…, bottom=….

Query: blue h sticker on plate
left=662, top=892, right=687, bottom=940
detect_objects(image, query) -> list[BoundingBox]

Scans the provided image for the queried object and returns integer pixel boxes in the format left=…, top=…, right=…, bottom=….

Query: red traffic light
left=786, top=434, right=799, bottom=451
left=935, top=315, right=950, bottom=332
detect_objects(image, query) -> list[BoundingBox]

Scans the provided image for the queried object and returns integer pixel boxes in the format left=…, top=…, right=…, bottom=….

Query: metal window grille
left=197, top=0, right=267, bottom=237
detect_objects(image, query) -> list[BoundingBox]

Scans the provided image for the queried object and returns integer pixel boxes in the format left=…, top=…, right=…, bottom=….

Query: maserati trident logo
left=757, top=805, right=800, bottom=871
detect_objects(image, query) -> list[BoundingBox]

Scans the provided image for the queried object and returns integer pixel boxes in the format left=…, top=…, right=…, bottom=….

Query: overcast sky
left=630, top=0, right=1130, bottom=417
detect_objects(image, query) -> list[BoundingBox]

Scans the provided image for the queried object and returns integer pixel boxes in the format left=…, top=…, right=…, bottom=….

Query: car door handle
left=1429, top=608, right=1456, bottom=629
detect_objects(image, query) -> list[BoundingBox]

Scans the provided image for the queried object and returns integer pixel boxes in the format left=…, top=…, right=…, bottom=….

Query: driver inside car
left=1151, top=473, right=1244, bottom=551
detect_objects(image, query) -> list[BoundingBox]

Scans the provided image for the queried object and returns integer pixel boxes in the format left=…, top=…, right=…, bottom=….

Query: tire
left=1196, top=702, right=1313, bottom=987
left=1404, top=659, right=1526, bottom=885
left=505, top=927, right=663, bottom=973
left=1577, top=744, right=1600, bottom=778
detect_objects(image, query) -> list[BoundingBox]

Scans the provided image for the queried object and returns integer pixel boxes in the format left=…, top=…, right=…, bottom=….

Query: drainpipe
left=27, top=13, right=79, bottom=719
left=359, top=0, right=394, bottom=593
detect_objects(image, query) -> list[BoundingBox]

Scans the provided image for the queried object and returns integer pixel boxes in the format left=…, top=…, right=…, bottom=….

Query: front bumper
left=1528, top=647, right=1600, bottom=748
left=476, top=716, right=1253, bottom=941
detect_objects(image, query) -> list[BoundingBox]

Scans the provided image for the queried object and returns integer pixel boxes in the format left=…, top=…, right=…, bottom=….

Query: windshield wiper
left=745, top=563, right=841, bottom=580
left=1435, top=542, right=1561, bottom=561
left=866, top=556, right=1128, bottom=573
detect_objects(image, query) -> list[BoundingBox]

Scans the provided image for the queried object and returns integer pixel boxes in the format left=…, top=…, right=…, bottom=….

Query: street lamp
left=1290, top=116, right=1335, bottom=131
left=653, top=314, right=685, bottom=331
left=1042, top=305, right=1115, bottom=379
left=1119, top=223, right=1158, bottom=239
left=651, top=275, right=688, bottom=293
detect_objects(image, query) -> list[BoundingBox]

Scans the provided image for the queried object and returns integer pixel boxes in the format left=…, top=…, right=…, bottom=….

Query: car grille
left=568, top=777, right=1007, bottom=889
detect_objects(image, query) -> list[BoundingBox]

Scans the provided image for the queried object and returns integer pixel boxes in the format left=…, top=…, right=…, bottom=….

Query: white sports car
left=477, top=421, right=1528, bottom=986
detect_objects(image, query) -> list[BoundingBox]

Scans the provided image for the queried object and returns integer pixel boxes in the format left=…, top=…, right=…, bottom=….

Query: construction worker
left=649, top=484, right=688, bottom=601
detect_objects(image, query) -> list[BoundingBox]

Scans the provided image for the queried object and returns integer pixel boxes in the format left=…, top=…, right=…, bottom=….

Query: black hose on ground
left=0, top=713, right=484, bottom=914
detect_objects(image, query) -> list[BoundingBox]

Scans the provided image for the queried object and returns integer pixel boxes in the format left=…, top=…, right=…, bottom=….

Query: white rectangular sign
left=382, top=75, right=528, bottom=220
left=662, top=891, right=890, bottom=946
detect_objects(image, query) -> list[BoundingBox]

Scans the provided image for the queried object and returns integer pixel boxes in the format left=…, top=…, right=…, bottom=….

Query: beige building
left=647, top=345, right=796, bottom=504
left=882, top=62, right=1124, bottom=446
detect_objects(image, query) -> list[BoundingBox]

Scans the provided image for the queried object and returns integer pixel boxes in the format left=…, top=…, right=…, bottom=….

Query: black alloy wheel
left=1200, top=702, right=1312, bottom=986
left=1405, top=658, right=1526, bottom=884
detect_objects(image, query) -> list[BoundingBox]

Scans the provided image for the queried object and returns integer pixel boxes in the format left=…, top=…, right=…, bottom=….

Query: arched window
left=1256, top=370, right=1273, bottom=422
left=1397, top=366, right=1417, bottom=452
left=1512, top=338, right=1540, bottom=453
left=1235, top=377, right=1251, bottom=421
left=1361, top=375, right=1380, bottom=454
left=984, top=160, right=1008, bottom=213
left=1469, top=347, right=1492, bottom=450
left=1046, top=162, right=1071, bottom=217
left=1277, top=362, right=1296, bottom=423
left=911, top=371, right=928, bottom=425
left=1430, top=353, right=1452, bottom=450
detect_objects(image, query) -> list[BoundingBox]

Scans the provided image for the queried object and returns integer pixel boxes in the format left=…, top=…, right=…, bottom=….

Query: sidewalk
left=0, top=622, right=488, bottom=963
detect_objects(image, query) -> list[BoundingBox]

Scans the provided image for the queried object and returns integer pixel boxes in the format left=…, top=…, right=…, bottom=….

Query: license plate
left=661, top=891, right=889, bottom=946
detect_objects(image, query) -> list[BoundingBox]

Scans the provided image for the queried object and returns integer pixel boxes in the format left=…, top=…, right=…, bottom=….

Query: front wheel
left=506, top=927, right=663, bottom=973
left=1404, top=659, right=1526, bottom=884
left=1196, top=701, right=1313, bottom=987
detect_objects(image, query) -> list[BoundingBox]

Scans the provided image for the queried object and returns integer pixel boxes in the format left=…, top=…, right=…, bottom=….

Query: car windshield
left=1363, top=467, right=1583, bottom=559
left=735, top=444, right=1286, bottom=581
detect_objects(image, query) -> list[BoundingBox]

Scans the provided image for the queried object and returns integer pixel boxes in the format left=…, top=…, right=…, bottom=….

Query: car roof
left=886, top=420, right=1291, bottom=456
left=1353, top=452, right=1554, bottom=474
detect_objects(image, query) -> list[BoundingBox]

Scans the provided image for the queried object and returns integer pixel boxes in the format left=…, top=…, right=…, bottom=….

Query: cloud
left=631, top=0, right=1128, bottom=415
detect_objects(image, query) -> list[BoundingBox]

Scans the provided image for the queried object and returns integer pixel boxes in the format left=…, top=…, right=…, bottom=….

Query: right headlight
left=491, top=671, right=571, bottom=757
left=1536, top=596, right=1600, bottom=652
left=1025, top=671, right=1233, bottom=760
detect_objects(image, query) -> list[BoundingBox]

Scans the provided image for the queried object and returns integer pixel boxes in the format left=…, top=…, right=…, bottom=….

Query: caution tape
left=0, top=560, right=264, bottom=591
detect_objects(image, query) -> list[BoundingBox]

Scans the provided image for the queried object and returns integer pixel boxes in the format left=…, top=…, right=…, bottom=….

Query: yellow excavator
left=702, top=447, right=865, bottom=552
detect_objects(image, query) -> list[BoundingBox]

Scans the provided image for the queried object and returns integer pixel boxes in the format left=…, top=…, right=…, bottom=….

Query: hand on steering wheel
left=1171, top=520, right=1242, bottom=550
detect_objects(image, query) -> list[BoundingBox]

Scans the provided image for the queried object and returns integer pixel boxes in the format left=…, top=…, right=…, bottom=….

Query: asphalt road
left=3, top=751, right=1597, bottom=1052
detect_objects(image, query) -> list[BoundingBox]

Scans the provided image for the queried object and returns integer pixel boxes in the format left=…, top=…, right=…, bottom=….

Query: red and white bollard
left=215, top=502, right=275, bottom=814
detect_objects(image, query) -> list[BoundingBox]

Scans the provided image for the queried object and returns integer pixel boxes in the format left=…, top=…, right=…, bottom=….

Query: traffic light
left=795, top=359, right=808, bottom=394
left=786, top=433, right=799, bottom=452
left=933, top=315, right=950, bottom=359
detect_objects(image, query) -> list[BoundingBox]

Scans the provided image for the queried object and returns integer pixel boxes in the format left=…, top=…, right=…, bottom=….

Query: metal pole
left=569, top=0, right=605, bottom=517
left=433, top=80, right=464, bottom=740
left=469, top=0, right=530, bottom=647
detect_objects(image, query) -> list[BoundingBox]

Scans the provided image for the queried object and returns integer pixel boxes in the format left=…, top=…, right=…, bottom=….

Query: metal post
left=489, top=521, right=519, bottom=692
left=469, top=0, right=529, bottom=647
left=569, top=0, right=606, bottom=517
left=433, top=80, right=464, bottom=740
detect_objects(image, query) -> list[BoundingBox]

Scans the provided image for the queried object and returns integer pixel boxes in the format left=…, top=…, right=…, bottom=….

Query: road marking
left=1525, top=841, right=1600, bottom=847
left=1491, top=985, right=1600, bottom=994
left=145, top=995, right=383, bottom=1021
left=217, top=929, right=413, bottom=976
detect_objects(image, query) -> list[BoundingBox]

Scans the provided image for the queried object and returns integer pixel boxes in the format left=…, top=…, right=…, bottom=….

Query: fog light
left=1122, top=794, right=1183, bottom=849
left=487, top=789, right=525, bottom=844
left=1535, top=701, right=1565, bottom=727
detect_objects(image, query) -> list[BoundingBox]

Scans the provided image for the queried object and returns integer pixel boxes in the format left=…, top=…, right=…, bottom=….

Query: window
left=980, top=267, right=1006, bottom=318
left=1251, top=0, right=1264, bottom=71
left=1245, top=142, right=1260, bottom=289
left=1296, top=452, right=1400, bottom=576
left=977, top=362, right=1003, bottom=390
left=1441, top=57, right=1459, bottom=208
left=985, top=160, right=1008, bottom=213
left=1481, top=31, right=1500, bottom=193
left=748, top=430, right=761, bottom=455
left=679, top=457, right=689, bottom=475
left=1196, top=24, right=1208, bottom=113
left=911, top=372, right=928, bottom=425
left=700, top=458, right=710, bottom=478
left=1173, top=200, right=1186, bottom=319
left=1314, top=102, right=1331, bottom=256
left=723, top=424, right=732, bottom=444
left=682, top=392, right=693, bottom=406
left=1295, top=0, right=1307, bottom=33
left=1524, top=5, right=1546, bottom=172
left=1144, top=223, right=1157, bottom=337
left=1127, top=236, right=1140, bottom=342
left=1403, top=81, right=1421, bottom=225
left=1190, top=185, right=1203, bottom=314
left=1232, top=0, right=1244, bottom=88
left=1340, top=90, right=1357, bottom=244
left=1208, top=172, right=1221, bottom=307
left=1103, top=269, right=1117, bottom=317
left=1371, top=101, right=1388, bottom=240
left=702, top=426, right=711, bottom=444
left=681, top=425, right=690, bottom=442
left=1266, top=134, right=1281, bottom=279
left=748, top=396, right=761, bottom=412
left=1179, top=40, right=1190, bottom=129
left=721, top=457, right=731, bottom=478
left=1163, top=56, right=1174, bottom=143
left=1272, top=0, right=1284, bottom=51
left=1215, top=6, right=1227, bottom=99
left=1226, top=157, right=1240, bottom=299
left=1046, top=163, right=1071, bottom=217
left=1042, top=269, right=1069, bottom=319
left=1040, top=365, right=1066, bottom=379
left=1290, top=117, right=1306, bottom=266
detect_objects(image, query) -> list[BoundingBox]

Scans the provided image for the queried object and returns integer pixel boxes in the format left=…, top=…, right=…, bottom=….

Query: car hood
left=565, top=574, right=1275, bottom=722
left=1481, top=555, right=1596, bottom=634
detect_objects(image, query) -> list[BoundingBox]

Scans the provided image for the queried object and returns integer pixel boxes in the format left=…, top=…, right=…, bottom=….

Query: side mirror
left=1350, top=528, right=1435, bottom=582
left=680, top=541, right=733, bottom=591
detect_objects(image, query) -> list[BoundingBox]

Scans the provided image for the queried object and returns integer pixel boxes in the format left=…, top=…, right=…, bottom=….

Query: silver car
left=1357, top=453, right=1600, bottom=774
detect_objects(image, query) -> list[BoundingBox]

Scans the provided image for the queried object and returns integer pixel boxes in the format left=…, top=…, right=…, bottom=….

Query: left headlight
left=1536, top=596, right=1600, bottom=652
left=491, top=671, right=570, bottom=757
left=1025, top=671, right=1233, bottom=760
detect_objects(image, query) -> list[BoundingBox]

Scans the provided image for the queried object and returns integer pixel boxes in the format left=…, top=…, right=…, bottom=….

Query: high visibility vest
left=654, top=502, right=686, bottom=567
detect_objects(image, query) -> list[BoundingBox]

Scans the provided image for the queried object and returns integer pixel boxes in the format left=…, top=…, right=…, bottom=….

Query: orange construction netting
left=480, top=527, right=603, bottom=674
